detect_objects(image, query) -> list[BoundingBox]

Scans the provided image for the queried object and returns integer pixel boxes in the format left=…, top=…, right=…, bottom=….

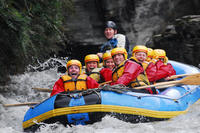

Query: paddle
left=155, top=84, right=177, bottom=89
left=166, top=73, right=200, bottom=80
left=3, top=102, right=39, bottom=107
left=32, top=80, right=112, bottom=93
left=134, top=73, right=200, bottom=90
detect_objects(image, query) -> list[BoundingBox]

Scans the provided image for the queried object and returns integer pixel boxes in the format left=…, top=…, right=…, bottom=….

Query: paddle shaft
left=3, top=102, right=39, bottom=107
left=134, top=73, right=200, bottom=89
left=167, top=73, right=199, bottom=80
left=134, top=80, right=182, bottom=89
left=155, top=84, right=177, bottom=89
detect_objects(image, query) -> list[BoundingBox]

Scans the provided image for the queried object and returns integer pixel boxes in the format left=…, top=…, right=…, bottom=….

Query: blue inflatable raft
left=23, top=60, right=200, bottom=132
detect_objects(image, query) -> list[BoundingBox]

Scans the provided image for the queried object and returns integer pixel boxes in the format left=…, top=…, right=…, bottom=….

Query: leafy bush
left=0, top=0, right=74, bottom=60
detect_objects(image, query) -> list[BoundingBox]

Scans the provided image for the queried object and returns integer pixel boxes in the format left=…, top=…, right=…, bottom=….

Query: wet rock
left=149, top=15, right=200, bottom=67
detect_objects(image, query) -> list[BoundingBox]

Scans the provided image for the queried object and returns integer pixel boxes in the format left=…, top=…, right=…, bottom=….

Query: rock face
left=65, top=0, right=200, bottom=60
left=148, top=15, right=200, bottom=67
left=0, top=0, right=200, bottom=84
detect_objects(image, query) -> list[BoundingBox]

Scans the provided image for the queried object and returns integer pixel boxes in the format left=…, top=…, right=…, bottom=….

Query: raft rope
left=57, top=84, right=199, bottom=102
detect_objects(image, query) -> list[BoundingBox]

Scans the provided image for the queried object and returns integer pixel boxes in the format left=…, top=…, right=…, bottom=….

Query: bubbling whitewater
left=1, top=58, right=200, bottom=133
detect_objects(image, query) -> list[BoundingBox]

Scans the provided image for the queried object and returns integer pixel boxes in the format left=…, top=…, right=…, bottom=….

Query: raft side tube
left=23, top=94, right=57, bottom=122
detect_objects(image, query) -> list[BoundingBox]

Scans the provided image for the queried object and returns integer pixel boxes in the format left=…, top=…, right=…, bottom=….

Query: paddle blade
left=180, top=73, right=200, bottom=85
left=3, top=102, right=39, bottom=107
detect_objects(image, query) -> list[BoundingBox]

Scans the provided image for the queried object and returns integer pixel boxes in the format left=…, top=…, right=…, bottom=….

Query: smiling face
left=113, top=54, right=125, bottom=66
left=68, top=65, right=80, bottom=79
left=105, top=58, right=115, bottom=70
left=86, top=61, right=98, bottom=72
left=134, top=52, right=147, bottom=63
left=104, top=28, right=117, bottom=39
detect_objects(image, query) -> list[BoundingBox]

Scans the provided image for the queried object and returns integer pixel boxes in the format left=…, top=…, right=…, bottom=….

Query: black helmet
left=105, top=21, right=117, bottom=30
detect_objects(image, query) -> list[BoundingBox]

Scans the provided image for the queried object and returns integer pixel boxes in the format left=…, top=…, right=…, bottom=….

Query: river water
left=0, top=58, right=200, bottom=133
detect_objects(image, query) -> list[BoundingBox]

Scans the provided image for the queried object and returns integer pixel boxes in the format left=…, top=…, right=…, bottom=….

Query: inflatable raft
left=23, top=60, right=200, bottom=132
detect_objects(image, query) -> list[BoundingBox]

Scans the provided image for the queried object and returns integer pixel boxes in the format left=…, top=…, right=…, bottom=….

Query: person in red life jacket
left=153, top=49, right=176, bottom=82
left=82, top=54, right=101, bottom=83
left=50, top=59, right=99, bottom=96
left=132, top=45, right=157, bottom=83
left=110, top=47, right=154, bottom=94
left=129, top=45, right=157, bottom=94
left=99, top=52, right=115, bottom=82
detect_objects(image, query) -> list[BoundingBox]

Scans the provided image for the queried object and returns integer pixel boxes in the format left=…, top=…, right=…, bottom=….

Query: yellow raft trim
left=23, top=104, right=187, bottom=129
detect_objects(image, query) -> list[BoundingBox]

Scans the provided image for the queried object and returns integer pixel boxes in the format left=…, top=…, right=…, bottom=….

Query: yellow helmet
left=132, top=45, right=148, bottom=56
left=66, top=59, right=82, bottom=73
left=102, top=52, right=112, bottom=66
left=153, top=49, right=166, bottom=59
left=147, top=48, right=154, bottom=58
left=103, top=52, right=112, bottom=61
left=111, top=47, right=127, bottom=60
left=84, top=54, right=99, bottom=65
left=153, top=49, right=168, bottom=63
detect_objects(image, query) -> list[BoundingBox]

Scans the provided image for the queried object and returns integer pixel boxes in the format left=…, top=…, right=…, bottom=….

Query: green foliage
left=0, top=0, right=74, bottom=59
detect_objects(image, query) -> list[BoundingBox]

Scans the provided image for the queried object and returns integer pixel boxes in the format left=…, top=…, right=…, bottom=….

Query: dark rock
left=149, top=15, right=200, bottom=67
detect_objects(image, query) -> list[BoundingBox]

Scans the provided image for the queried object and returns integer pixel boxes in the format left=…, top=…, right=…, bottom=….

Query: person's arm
left=98, top=41, right=111, bottom=59
left=50, top=78, right=65, bottom=96
left=155, top=64, right=170, bottom=81
left=146, top=62, right=157, bottom=82
left=155, top=60, right=164, bottom=70
left=100, top=41, right=113, bottom=53
left=111, top=61, right=143, bottom=86
left=166, top=63, right=176, bottom=76
left=100, top=68, right=112, bottom=82
left=86, top=76, right=99, bottom=89
left=114, top=34, right=130, bottom=57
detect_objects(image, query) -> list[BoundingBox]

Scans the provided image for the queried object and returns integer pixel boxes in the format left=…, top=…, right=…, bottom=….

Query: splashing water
left=0, top=58, right=65, bottom=132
